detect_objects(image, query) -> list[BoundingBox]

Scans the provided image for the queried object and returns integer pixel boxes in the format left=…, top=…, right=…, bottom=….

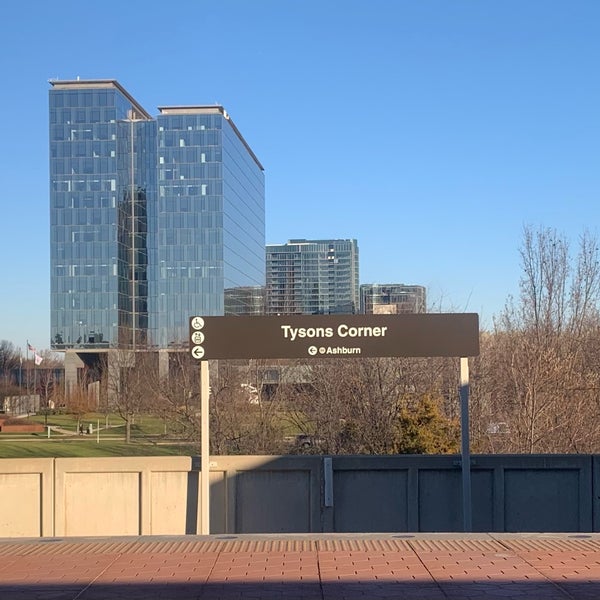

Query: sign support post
left=200, top=360, right=210, bottom=535
left=459, top=356, right=472, bottom=532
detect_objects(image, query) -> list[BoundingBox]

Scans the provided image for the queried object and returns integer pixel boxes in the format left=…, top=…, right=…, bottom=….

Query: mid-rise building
left=49, top=79, right=265, bottom=353
left=266, top=239, right=359, bottom=315
left=360, top=284, right=426, bottom=314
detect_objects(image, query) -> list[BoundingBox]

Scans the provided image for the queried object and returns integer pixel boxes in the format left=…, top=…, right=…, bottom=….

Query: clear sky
left=1, top=0, right=599, bottom=352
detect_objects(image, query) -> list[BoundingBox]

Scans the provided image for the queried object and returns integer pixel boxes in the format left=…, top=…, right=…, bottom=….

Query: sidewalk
left=1, top=533, right=599, bottom=599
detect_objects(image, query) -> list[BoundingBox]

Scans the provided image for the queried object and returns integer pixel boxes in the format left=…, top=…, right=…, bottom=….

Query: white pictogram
left=191, top=317, right=205, bottom=330
left=191, top=346, right=205, bottom=359
left=191, top=331, right=205, bottom=344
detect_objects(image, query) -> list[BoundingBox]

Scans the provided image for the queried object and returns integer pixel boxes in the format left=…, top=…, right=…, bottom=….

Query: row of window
left=53, top=277, right=117, bottom=294
left=52, top=241, right=119, bottom=260
left=159, top=228, right=222, bottom=246
left=151, top=246, right=214, bottom=262
left=157, top=115, right=223, bottom=130
left=52, top=225, right=135, bottom=243
left=52, top=291, right=119, bottom=310
left=159, top=130, right=221, bottom=147
left=159, top=182, right=221, bottom=196
left=50, top=123, right=117, bottom=141
left=52, top=195, right=116, bottom=209
left=50, top=90, right=118, bottom=108
left=54, top=264, right=114, bottom=277
left=159, top=164, right=221, bottom=179
left=52, top=178, right=117, bottom=192
left=52, top=210, right=116, bottom=227
left=160, top=147, right=222, bottom=163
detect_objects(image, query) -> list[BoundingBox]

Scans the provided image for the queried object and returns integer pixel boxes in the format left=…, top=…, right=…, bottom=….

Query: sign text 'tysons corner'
left=280, top=324, right=388, bottom=341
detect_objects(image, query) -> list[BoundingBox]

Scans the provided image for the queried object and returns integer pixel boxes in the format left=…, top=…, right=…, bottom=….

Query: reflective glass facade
left=153, top=107, right=265, bottom=346
left=360, top=284, right=427, bottom=314
left=50, top=81, right=265, bottom=350
left=266, top=239, right=359, bottom=315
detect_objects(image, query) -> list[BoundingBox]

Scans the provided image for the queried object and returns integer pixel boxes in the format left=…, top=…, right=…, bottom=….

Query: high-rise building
left=266, top=239, right=359, bottom=315
left=360, top=284, right=427, bottom=314
left=49, top=79, right=265, bottom=352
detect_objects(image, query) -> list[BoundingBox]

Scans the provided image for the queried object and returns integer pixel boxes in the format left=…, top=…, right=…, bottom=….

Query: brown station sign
left=189, top=313, right=479, bottom=360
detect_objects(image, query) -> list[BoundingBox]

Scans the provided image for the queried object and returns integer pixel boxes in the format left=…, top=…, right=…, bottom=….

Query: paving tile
left=4, top=535, right=600, bottom=599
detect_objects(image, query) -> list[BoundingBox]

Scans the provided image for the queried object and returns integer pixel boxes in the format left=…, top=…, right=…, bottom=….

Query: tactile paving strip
left=0, top=538, right=226, bottom=557
left=499, top=537, right=600, bottom=553
left=317, top=538, right=412, bottom=552
left=408, top=538, right=507, bottom=553
left=3, top=535, right=600, bottom=558
left=219, top=538, right=316, bottom=553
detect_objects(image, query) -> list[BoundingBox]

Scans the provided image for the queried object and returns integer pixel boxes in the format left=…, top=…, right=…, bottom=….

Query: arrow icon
left=191, top=346, right=205, bottom=359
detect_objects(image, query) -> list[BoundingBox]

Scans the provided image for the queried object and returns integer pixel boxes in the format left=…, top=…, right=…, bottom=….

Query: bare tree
left=152, top=351, right=200, bottom=440
left=66, top=368, right=95, bottom=434
left=0, top=340, right=21, bottom=385
left=281, top=357, right=460, bottom=455
left=475, top=226, right=600, bottom=453
left=210, top=360, right=287, bottom=454
left=34, top=351, right=64, bottom=424
left=104, top=351, right=157, bottom=443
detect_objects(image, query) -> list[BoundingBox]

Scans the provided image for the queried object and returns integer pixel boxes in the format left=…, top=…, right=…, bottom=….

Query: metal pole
left=200, top=360, right=210, bottom=534
left=460, top=356, right=472, bottom=532
left=26, top=344, right=30, bottom=398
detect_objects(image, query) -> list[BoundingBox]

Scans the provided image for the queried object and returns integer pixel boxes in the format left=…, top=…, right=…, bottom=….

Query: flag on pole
left=34, top=353, right=43, bottom=366
left=27, top=342, right=36, bottom=353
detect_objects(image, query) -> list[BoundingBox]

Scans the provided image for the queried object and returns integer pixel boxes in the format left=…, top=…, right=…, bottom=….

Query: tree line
left=91, top=226, right=600, bottom=454
left=3, top=226, right=600, bottom=455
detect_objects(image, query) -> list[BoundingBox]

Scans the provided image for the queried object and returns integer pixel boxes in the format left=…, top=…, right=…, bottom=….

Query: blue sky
left=1, top=0, right=599, bottom=352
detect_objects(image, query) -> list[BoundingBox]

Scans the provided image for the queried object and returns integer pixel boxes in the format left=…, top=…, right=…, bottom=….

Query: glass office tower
left=50, top=80, right=265, bottom=351
left=153, top=106, right=265, bottom=347
left=360, top=284, right=427, bottom=314
left=266, top=239, right=359, bottom=315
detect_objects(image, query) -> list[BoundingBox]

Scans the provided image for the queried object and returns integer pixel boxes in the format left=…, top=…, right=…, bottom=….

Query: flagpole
left=26, top=341, right=30, bottom=399
left=34, top=360, right=37, bottom=415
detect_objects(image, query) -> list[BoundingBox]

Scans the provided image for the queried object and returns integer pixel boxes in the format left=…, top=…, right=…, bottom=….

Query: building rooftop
left=158, top=105, right=263, bottom=171
left=49, top=80, right=263, bottom=169
left=268, top=239, right=358, bottom=246
left=49, top=79, right=152, bottom=120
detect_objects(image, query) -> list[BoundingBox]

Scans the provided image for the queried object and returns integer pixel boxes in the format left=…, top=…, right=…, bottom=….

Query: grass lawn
left=0, top=440, right=198, bottom=458
left=25, top=412, right=175, bottom=436
left=0, top=412, right=197, bottom=457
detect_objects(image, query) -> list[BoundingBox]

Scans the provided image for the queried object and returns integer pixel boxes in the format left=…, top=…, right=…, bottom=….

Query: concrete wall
left=326, top=455, right=593, bottom=533
left=0, top=454, right=597, bottom=538
left=0, top=459, right=54, bottom=537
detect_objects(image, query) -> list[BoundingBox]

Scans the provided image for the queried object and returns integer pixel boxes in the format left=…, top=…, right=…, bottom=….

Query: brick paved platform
left=1, top=533, right=600, bottom=599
